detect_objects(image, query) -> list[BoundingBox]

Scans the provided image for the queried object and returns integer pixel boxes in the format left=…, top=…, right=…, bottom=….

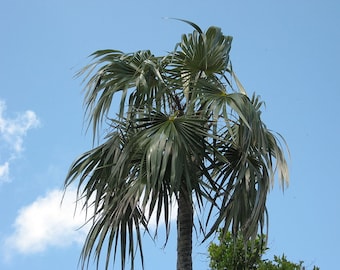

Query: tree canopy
left=64, top=20, right=289, bottom=270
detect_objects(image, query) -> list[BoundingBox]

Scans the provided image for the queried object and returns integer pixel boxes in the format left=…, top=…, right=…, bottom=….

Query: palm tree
left=64, top=20, right=289, bottom=270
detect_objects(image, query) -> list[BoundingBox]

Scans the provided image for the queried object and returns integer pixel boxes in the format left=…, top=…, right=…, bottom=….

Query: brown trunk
left=177, top=188, right=193, bottom=270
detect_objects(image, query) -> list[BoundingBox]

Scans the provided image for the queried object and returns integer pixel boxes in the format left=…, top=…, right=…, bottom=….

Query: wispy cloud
left=0, top=99, right=40, bottom=183
left=0, top=162, right=9, bottom=181
left=4, top=188, right=89, bottom=257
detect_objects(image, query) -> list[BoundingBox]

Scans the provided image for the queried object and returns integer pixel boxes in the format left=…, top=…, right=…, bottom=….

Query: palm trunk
left=177, top=188, right=193, bottom=270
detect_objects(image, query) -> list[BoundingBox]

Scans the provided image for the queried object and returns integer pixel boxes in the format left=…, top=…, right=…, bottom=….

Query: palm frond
left=78, top=50, right=169, bottom=139
left=204, top=94, right=289, bottom=241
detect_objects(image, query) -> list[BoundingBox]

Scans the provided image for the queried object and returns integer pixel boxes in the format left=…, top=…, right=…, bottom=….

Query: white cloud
left=0, top=99, right=40, bottom=183
left=4, top=187, right=178, bottom=258
left=4, top=188, right=90, bottom=256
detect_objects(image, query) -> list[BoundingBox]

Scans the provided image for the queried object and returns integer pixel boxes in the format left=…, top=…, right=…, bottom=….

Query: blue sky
left=1, top=0, right=339, bottom=269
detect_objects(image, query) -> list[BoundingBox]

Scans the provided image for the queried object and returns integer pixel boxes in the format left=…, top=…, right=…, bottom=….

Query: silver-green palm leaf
left=64, top=21, right=289, bottom=270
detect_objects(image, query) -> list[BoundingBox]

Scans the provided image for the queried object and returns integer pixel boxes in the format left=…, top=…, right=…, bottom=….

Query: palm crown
left=65, top=20, right=289, bottom=270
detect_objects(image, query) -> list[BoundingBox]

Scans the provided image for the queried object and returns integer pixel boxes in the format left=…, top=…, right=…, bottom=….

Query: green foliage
left=258, top=254, right=303, bottom=270
left=208, top=231, right=320, bottom=270
left=208, top=232, right=266, bottom=270
left=64, top=20, right=290, bottom=270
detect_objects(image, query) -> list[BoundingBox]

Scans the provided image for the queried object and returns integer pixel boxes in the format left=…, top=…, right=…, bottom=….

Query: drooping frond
left=78, top=50, right=169, bottom=138
left=64, top=128, right=149, bottom=269
left=204, top=94, right=289, bottom=241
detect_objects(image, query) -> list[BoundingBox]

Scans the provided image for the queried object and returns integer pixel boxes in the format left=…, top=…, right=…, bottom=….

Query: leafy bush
left=208, top=231, right=319, bottom=270
left=208, top=232, right=266, bottom=270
